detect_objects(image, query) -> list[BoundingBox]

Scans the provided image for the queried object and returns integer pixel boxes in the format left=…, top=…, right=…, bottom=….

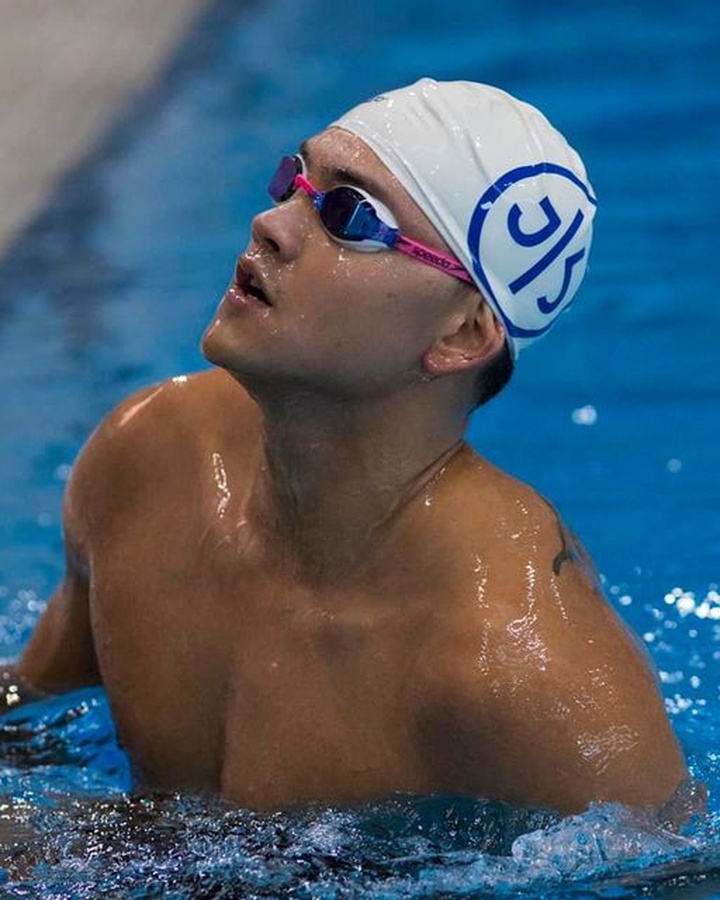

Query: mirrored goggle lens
left=320, top=188, right=380, bottom=242
left=269, top=156, right=301, bottom=202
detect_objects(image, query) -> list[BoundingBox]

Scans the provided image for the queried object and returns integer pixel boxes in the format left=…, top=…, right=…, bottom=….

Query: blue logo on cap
left=467, top=164, right=597, bottom=338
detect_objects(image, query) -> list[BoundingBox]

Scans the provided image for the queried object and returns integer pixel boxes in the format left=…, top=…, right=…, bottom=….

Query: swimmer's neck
left=243, top=383, right=468, bottom=581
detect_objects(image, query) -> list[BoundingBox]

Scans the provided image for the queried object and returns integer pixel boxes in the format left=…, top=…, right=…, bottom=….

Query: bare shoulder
left=441, top=445, right=596, bottom=591
left=415, top=445, right=688, bottom=813
left=86, top=367, right=255, bottom=447
left=428, top=443, right=623, bottom=663
left=67, top=368, right=259, bottom=520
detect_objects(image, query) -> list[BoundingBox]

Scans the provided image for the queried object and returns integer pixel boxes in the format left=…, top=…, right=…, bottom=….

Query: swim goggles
left=268, top=155, right=475, bottom=286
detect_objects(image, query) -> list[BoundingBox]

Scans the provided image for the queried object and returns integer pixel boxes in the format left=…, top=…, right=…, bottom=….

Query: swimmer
left=2, top=79, right=692, bottom=816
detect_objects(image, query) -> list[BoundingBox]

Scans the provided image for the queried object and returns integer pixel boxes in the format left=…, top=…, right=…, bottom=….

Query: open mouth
left=234, top=260, right=271, bottom=305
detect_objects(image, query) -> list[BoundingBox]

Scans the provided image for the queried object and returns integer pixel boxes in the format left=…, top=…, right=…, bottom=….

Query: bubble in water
left=571, top=405, right=598, bottom=425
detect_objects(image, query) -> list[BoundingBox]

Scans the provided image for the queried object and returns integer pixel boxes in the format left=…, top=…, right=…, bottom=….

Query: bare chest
left=88, top=533, right=438, bottom=804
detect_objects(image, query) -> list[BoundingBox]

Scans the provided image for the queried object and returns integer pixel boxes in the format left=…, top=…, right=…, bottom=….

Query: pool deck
left=0, top=0, right=215, bottom=261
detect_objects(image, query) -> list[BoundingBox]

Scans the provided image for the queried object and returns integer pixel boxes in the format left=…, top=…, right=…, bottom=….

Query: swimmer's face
left=202, top=128, right=477, bottom=397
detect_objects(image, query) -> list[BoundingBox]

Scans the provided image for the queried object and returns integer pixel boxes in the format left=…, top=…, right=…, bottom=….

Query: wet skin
left=12, top=128, right=688, bottom=815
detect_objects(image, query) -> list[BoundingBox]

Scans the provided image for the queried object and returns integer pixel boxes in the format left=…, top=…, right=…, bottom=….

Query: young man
left=3, top=79, right=689, bottom=815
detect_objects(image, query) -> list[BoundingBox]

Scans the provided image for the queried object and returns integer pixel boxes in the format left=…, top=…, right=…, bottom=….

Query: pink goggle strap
left=394, top=235, right=475, bottom=285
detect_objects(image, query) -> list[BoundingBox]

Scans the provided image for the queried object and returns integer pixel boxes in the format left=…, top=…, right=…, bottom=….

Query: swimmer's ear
left=422, top=298, right=505, bottom=376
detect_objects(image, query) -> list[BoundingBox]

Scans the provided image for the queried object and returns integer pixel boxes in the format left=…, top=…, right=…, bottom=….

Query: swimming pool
left=1, top=0, right=719, bottom=895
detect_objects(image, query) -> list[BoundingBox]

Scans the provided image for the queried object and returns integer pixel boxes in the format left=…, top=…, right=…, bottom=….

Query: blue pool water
left=1, top=0, right=719, bottom=895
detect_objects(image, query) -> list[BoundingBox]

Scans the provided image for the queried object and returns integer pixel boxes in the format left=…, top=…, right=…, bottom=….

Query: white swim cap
left=332, top=78, right=597, bottom=357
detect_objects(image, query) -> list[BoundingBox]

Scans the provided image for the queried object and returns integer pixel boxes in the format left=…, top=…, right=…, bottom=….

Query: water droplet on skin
left=576, top=725, right=639, bottom=775
left=211, top=452, right=231, bottom=518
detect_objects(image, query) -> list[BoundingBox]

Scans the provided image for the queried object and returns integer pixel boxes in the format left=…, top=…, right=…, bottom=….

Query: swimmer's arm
left=527, top=529, right=689, bottom=815
left=0, top=373, right=221, bottom=711
left=492, top=643, right=689, bottom=817
left=543, top=519, right=694, bottom=819
left=485, top=569, right=687, bottom=817
left=6, top=449, right=102, bottom=707
left=11, top=568, right=100, bottom=701
left=425, top=617, right=689, bottom=819
left=424, top=504, right=690, bottom=817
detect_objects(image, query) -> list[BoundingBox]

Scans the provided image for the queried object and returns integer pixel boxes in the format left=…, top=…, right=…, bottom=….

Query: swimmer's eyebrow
left=297, top=139, right=394, bottom=206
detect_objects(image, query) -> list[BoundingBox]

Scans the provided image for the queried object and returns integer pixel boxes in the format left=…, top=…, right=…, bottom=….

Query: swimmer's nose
left=251, top=200, right=308, bottom=262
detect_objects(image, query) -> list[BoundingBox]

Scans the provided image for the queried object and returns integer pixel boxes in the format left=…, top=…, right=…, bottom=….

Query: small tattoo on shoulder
left=552, top=543, right=575, bottom=576
left=546, top=501, right=582, bottom=576
left=544, top=500, right=603, bottom=594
